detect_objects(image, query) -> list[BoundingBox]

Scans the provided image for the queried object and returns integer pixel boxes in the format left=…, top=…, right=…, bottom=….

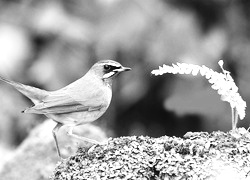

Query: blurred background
left=0, top=0, right=250, bottom=178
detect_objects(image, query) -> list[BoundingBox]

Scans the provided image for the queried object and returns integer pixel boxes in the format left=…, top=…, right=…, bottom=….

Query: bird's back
left=23, top=73, right=112, bottom=125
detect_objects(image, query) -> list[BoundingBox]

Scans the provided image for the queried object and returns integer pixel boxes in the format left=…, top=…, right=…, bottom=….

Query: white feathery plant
left=151, top=60, right=247, bottom=130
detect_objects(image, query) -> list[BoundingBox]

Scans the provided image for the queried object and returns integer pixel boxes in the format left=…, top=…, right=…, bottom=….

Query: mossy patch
left=51, top=128, right=250, bottom=180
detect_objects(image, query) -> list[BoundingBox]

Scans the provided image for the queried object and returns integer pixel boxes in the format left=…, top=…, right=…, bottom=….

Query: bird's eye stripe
left=100, top=63, right=121, bottom=68
left=103, top=64, right=122, bottom=71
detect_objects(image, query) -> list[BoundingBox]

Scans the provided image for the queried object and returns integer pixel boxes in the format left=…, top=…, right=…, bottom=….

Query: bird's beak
left=115, top=66, right=131, bottom=72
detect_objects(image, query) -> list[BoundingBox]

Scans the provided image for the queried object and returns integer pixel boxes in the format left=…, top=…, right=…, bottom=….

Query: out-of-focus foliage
left=0, top=0, right=250, bottom=171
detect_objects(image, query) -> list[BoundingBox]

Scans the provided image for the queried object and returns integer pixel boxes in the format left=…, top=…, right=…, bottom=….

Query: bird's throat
left=102, top=78, right=112, bottom=88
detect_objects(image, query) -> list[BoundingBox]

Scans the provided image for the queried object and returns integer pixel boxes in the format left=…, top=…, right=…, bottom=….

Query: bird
left=0, top=60, right=131, bottom=158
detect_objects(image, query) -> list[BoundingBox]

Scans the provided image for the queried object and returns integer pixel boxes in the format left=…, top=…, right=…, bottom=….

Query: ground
left=51, top=128, right=250, bottom=180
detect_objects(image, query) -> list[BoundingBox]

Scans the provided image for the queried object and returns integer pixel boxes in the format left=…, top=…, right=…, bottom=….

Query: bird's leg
left=52, top=123, right=63, bottom=158
left=66, top=126, right=101, bottom=144
left=67, top=126, right=108, bottom=154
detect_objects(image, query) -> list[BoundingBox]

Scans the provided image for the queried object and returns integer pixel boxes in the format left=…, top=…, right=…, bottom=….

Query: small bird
left=0, top=60, right=131, bottom=158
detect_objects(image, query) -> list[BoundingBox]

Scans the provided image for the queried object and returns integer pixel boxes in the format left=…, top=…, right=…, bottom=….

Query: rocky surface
left=0, top=120, right=107, bottom=180
left=51, top=128, right=250, bottom=180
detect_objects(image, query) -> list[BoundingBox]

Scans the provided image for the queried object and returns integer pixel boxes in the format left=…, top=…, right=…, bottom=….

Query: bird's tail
left=0, top=76, right=48, bottom=105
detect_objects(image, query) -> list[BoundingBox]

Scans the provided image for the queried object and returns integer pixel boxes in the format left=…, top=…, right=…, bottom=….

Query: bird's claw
left=87, top=141, right=107, bottom=155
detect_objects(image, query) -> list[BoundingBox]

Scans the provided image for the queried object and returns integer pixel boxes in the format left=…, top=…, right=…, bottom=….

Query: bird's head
left=89, top=60, right=131, bottom=82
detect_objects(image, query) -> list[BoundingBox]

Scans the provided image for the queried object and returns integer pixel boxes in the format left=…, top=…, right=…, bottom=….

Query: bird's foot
left=59, top=156, right=67, bottom=161
left=87, top=140, right=108, bottom=155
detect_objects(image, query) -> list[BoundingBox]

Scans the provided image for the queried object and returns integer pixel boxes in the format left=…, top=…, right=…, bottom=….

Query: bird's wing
left=24, top=90, right=103, bottom=114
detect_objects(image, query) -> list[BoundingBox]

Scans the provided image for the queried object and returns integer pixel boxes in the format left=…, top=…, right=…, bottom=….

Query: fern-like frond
left=151, top=60, right=247, bottom=130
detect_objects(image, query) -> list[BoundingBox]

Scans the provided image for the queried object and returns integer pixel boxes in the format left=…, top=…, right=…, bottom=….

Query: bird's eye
left=104, top=64, right=111, bottom=71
